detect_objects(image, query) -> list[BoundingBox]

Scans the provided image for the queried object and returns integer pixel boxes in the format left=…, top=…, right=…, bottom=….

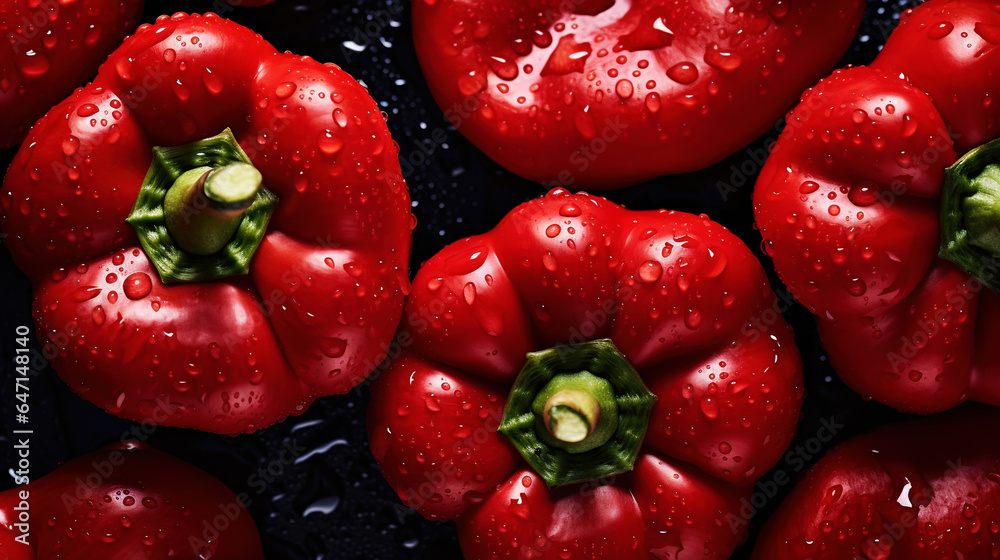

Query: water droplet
left=666, top=62, right=699, bottom=84
left=799, top=181, right=820, bottom=194
left=321, top=337, right=347, bottom=358
left=901, top=114, right=918, bottom=138
left=62, top=136, right=80, bottom=156
left=488, top=56, right=518, bottom=80
left=163, top=48, right=176, bottom=62
left=571, top=110, right=597, bottom=140
left=542, top=252, right=558, bottom=272
left=202, top=68, right=223, bottom=94
left=928, top=21, right=954, bottom=39
left=16, top=50, right=49, bottom=77
left=463, top=282, right=477, bottom=305
left=638, top=261, right=663, bottom=283
left=615, top=79, right=634, bottom=99
left=560, top=202, right=582, bottom=217
left=542, top=34, right=592, bottom=76
left=700, top=396, right=719, bottom=419
left=851, top=108, right=868, bottom=124
left=684, top=309, right=702, bottom=329
left=617, top=13, right=675, bottom=51
left=545, top=224, right=561, bottom=238
left=71, top=286, right=102, bottom=302
left=425, top=396, right=441, bottom=412
left=704, top=44, right=741, bottom=71
left=457, top=72, right=487, bottom=96
left=318, top=130, right=344, bottom=155
left=645, top=92, right=661, bottom=113
left=275, top=82, right=296, bottom=99
left=703, top=247, right=727, bottom=278
left=123, top=273, right=152, bottom=300
left=77, top=104, right=99, bottom=118
left=846, top=277, right=867, bottom=296
left=848, top=183, right=879, bottom=206
left=92, top=305, right=106, bottom=326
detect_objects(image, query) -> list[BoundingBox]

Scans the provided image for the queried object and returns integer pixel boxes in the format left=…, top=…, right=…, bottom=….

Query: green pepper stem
left=544, top=390, right=600, bottom=443
left=497, top=339, right=657, bottom=488
left=940, top=138, right=1000, bottom=293
left=164, top=163, right=263, bottom=255
left=959, top=165, right=1000, bottom=254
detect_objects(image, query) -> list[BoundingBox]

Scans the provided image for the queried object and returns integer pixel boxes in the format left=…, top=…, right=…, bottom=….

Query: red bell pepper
left=754, top=0, right=1000, bottom=413
left=753, top=405, right=1000, bottom=559
left=368, top=188, right=804, bottom=558
left=0, top=13, right=413, bottom=434
left=412, top=0, right=865, bottom=189
left=0, top=442, right=264, bottom=559
left=0, top=0, right=144, bottom=149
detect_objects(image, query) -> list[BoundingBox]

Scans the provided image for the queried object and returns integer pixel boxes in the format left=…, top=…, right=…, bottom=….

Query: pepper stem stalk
left=940, top=137, right=1000, bottom=293
left=497, top=339, right=657, bottom=488
left=164, top=163, right=263, bottom=255
left=544, top=390, right=600, bottom=443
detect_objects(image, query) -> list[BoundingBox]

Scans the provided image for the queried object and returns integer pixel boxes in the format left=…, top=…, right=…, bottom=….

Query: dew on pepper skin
left=275, top=82, right=296, bottom=99
left=684, top=309, right=702, bottom=330
left=638, top=261, right=663, bottom=283
left=704, top=44, right=741, bottom=71
left=320, top=337, right=347, bottom=358
left=489, top=56, right=519, bottom=80
left=645, top=92, right=661, bottom=113
left=901, top=114, right=918, bottom=137
left=202, top=68, right=223, bottom=94
left=667, top=62, right=699, bottom=84
left=71, top=286, right=102, bottom=302
left=123, top=273, right=152, bottom=300
left=700, top=395, right=719, bottom=419
left=848, top=184, right=879, bottom=206
left=318, top=130, right=344, bottom=155
left=615, top=79, right=634, bottom=99
left=799, top=181, right=820, bottom=194
left=92, top=305, right=106, bottom=326
left=62, top=135, right=80, bottom=156
left=542, top=252, right=558, bottom=272
left=77, top=104, right=99, bottom=118
left=541, top=34, right=592, bottom=76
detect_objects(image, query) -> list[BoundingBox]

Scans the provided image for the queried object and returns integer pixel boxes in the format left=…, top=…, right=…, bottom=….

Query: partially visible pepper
left=753, top=0, right=1000, bottom=413
left=753, top=406, right=1000, bottom=559
left=0, top=442, right=264, bottom=559
left=0, top=0, right=144, bottom=149
left=412, top=0, right=865, bottom=188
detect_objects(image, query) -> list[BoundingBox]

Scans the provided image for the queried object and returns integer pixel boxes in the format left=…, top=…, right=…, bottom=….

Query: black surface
left=0, top=1, right=922, bottom=558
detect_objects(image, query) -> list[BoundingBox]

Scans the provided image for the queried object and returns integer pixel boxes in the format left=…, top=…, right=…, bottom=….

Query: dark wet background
left=0, top=1, right=920, bottom=558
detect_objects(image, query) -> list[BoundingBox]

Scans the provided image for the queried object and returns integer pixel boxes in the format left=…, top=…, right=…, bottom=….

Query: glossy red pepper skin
left=0, top=13, right=413, bottom=434
left=412, top=0, right=864, bottom=189
left=754, top=0, right=1000, bottom=414
left=0, top=0, right=144, bottom=150
left=368, top=189, right=803, bottom=559
left=0, top=442, right=264, bottom=560
left=753, top=406, right=1000, bottom=559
